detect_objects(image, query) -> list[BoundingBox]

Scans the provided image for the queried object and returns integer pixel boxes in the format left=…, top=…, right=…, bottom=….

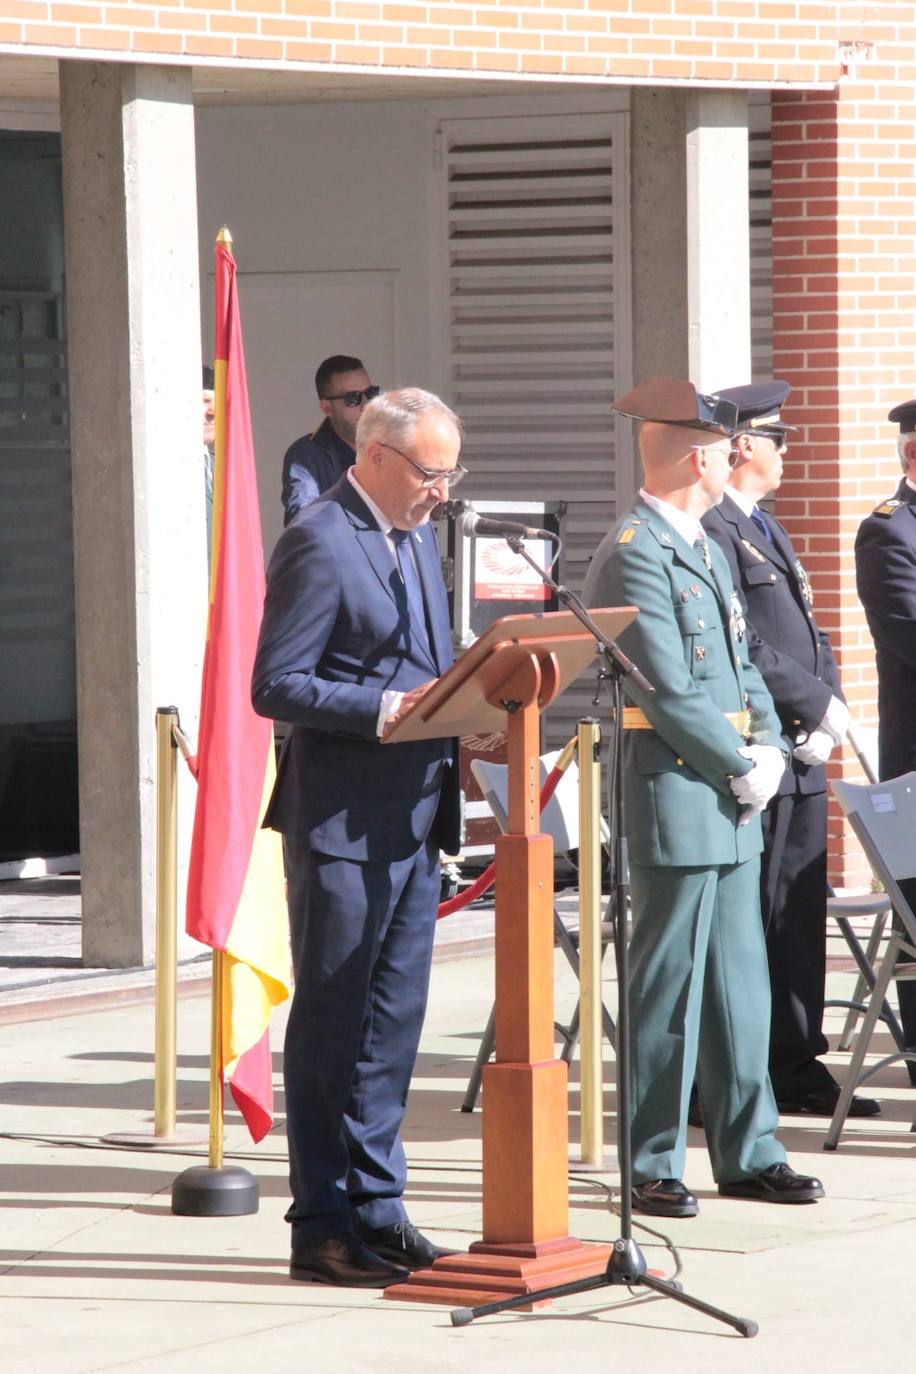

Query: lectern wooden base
left=384, top=1237, right=613, bottom=1308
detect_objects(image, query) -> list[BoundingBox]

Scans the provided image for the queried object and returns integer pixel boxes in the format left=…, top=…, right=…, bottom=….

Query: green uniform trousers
left=629, top=856, right=786, bottom=1185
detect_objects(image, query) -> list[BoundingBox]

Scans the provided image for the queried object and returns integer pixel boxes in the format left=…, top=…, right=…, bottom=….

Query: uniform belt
left=621, top=706, right=752, bottom=736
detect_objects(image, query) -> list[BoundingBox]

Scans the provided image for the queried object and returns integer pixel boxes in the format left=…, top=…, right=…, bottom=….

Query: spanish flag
left=186, top=230, right=289, bottom=1144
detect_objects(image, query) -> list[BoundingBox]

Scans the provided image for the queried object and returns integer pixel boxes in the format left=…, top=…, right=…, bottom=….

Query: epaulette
left=872, top=498, right=905, bottom=518
left=616, top=518, right=643, bottom=546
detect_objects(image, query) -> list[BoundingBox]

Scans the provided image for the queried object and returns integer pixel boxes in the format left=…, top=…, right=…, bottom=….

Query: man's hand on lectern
left=382, top=679, right=438, bottom=739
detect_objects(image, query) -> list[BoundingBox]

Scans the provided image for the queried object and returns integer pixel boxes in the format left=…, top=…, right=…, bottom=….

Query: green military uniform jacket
left=583, top=497, right=785, bottom=868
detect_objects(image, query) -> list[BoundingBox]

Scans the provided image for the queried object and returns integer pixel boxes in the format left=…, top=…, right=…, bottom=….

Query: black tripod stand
left=449, top=541, right=758, bottom=1338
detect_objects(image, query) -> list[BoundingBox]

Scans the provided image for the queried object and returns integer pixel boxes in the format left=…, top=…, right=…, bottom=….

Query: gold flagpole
left=208, top=950, right=225, bottom=1171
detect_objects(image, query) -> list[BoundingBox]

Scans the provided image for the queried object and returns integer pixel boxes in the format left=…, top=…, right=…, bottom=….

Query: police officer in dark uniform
left=855, top=397, right=916, bottom=1082
left=703, top=381, right=878, bottom=1117
left=281, top=354, right=379, bottom=523
left=584, top=378, right=824, bottom=1218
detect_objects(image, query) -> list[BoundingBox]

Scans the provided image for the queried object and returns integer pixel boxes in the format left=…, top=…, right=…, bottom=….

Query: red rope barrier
left=436, top=756, right=571, bottom=919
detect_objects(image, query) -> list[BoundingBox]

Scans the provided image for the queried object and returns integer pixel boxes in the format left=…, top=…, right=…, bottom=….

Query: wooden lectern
left=382, top=607, right=636, bottom=1307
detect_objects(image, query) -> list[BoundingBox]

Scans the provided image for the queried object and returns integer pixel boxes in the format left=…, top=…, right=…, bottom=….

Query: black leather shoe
left=776, top=1087, right=881, bottom=1118
left=718, top=1163, right=825, bottom=1204
left=631, top=1179, right=698, bottom=1218
left=359, top=1221, right=459, bottom=1271
left=289, top=1235, right=408, bottom=1287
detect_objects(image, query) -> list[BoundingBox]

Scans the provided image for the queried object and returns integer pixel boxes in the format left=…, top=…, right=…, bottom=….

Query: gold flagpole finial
left=216, top=226, right=233, bottom=248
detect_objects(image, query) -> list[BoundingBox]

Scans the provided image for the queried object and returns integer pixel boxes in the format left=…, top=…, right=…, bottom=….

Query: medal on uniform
left=741, top=538, right=766, bottom=562
left=729, top=590, right=746, bottom=642
left=795, top=558, right=814, bottom=606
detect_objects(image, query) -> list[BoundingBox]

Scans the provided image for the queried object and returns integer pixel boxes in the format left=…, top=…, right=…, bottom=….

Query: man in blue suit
left=253, top=388, right=464, bottom=1286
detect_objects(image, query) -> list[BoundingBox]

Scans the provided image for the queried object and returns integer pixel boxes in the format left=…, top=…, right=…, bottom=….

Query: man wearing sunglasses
left=701, top=381, right=877, bottom=1122
left=254, top=388, right=464, bottom=1287
left=281, top=353, right=380, bottom=524
left=583, top=378, right=823, bottom=1219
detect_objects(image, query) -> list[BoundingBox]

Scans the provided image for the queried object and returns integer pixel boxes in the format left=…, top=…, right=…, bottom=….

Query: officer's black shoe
left=776, top=1087, right=880, bottom=1118
left=359, top=1221, right=459, bottom=1271
left=631, top=1179, right=698, bottom=1218
left=718, top=1163, right=824, bottom=1204
left=289, top=1235, right=408, bottom=1287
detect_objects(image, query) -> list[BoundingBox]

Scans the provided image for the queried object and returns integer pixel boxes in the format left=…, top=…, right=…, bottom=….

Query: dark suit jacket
left=252, top=474, right=460, bottom=862
left=281, top=418, right=355, bottom=525
left=703, top=492, right=843, bottom=797
left=855, top=477, right=916, bottom=780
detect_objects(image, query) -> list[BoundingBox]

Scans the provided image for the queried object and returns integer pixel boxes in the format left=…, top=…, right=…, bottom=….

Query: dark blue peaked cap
left=715, top=380, right=796, bottom=437
left=612, top=378, right=738, bottom=435
left=888, top=399, right=916, bottom=432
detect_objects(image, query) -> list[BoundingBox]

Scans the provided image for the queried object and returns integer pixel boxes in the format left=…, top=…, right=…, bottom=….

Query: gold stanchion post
left=576, top=718, right=605, bottom=1166
left=102, top=707, right=208, bottom=1148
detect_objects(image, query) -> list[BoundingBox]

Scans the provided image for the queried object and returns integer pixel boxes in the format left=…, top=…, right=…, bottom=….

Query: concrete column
left=60, top=62, right=207, bottom=967
left=630, top=88, right=751, bottom=392
left=685, top=90, right=751, bottom=390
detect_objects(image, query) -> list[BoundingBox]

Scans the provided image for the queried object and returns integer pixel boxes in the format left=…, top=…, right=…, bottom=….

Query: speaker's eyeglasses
left=379, top=442, right=468, bottom=490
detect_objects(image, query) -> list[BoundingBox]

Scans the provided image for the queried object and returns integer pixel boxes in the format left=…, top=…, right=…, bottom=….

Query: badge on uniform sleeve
left=794, top=558, right=814, bottom=606
left=874, top=499, right=903, bottom=518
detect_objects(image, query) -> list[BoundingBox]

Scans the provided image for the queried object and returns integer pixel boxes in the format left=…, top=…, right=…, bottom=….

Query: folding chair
left=459, top=750, right=616, bottom=1113
left=823, top=772, right=916, bottom=1150
left=825, top=720, right=901, bottom=1051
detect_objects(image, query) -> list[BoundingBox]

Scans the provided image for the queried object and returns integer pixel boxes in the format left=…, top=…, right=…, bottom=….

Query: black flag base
left=171, top=1164, right=259, bottom=1216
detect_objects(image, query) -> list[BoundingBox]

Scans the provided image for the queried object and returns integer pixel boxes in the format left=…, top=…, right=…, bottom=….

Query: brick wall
left=771, top=26, right=916, bottom=886
left=0, top=1, right=846, bottom=82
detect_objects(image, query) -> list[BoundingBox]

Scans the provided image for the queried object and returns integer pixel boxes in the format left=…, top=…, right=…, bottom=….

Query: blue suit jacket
left=252, top=474, right=460, bottom=862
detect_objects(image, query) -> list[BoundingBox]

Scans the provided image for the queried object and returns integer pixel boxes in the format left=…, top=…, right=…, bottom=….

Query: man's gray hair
left=356, top=387, right=463, bottom=454
left=898, top=433, right=916, bottom=472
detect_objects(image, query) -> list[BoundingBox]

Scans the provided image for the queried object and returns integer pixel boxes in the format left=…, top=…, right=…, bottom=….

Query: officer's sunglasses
left=379, top=441, right=468, bottom=489
left=324, top=386, right=381, bottom=407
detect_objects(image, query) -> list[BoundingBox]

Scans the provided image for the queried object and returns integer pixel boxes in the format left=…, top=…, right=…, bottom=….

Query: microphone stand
left=449, top=536, right=757, bottom=1339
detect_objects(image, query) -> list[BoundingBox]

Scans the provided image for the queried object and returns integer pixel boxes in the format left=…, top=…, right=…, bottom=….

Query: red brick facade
left=0, top=1, right=849, bottom=83
left=771, top=34, right=916, bottom=883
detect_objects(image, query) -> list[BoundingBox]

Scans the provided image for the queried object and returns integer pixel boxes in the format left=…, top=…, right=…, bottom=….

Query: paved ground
left=2, top=879, right=916, bottom=1372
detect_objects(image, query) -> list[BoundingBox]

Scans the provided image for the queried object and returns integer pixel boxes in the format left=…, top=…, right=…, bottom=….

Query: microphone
left=458, top=508, right=557, bottom=542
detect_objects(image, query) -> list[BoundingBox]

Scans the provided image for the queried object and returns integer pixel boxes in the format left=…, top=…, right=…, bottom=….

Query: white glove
left=737, top=799, right=767, bottom=827
left=820, top=694, right=849, bottom=746
left=793, top=727, right=836, bottom=767
left=729, top=744, right=786, bottom=808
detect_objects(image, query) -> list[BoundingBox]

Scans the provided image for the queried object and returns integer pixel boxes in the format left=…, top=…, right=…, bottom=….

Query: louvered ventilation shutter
left=438, top=111, right=630, bottom=747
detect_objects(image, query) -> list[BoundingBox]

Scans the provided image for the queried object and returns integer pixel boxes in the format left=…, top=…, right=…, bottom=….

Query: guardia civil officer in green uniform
left=583, top=379, right=825, bottom=1218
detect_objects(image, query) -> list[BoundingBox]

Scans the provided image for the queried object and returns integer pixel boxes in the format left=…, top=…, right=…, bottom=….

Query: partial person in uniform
left=583, top=378, right=824, bottom=1219
left=281, top=353, right=379, bottom=523
left=854, top=397, right=916, bottom=1083
left=253, top=388, right=465, bottom=1286
left=702, top=380, right=878, bottom=1118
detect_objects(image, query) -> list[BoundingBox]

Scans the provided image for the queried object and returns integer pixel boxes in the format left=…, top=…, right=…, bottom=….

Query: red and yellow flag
left=186, top=230, right=289, bottom=1144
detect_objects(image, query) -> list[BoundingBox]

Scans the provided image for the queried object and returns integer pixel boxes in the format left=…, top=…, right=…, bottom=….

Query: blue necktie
left=391, top=528, right=431, bottom=659
left=751, top=506, right=773, bottom=543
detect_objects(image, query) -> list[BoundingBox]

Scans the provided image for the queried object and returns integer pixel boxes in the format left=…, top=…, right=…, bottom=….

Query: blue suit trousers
left=283, top=834, right=440, bottom=1246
